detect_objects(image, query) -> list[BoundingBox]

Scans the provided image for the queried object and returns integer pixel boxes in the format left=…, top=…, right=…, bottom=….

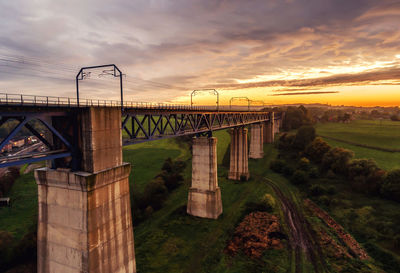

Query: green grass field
left=123, top=138, right=187, bottom=192
left=316, top=120, right=400, bottom=150
left=3, top=125, right=395, bottom=272
left=316, top=120, right=400, bottom=170
left=0, top=172, right=37, bottom=240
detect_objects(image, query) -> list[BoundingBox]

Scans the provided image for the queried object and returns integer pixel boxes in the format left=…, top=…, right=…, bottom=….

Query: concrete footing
left=228, top=127, right=249, bottom=180
left=187, top=137, right=222, bottom=219
left=249, top=123, right=264, bottom=159
left=35, top=164, right=136, bottom=273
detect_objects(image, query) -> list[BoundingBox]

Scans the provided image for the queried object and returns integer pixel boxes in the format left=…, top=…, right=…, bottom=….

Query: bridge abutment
left=249, top=123, right=264, bottom=159
left=187, top=136, right=222, bottom=219
left=34, top=107, right=136, bottom=273
left=228, top=127, right=249, bottom=180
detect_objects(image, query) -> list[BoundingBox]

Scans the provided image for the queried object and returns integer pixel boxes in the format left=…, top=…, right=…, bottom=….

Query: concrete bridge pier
left=228, top=127, right=249, bottom=180
left=34, top=107, right=136, bottom=273
left=274, top=118, right=280, bottom=134
left=187, top=136, right=222, bottom=219
left=249, top=123, right=264, bottom=159
left=264, top=112, right=275, bottom=144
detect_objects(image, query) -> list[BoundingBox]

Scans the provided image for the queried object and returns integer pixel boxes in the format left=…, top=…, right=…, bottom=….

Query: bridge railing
left=0, top=93, right=273, bottom=111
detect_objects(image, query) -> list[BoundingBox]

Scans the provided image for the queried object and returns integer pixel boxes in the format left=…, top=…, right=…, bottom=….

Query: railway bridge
left=0, top=94, right=283, bottom=273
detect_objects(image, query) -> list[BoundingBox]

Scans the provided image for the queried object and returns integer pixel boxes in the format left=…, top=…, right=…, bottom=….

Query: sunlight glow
left=236, top=60, right=397, bottom=84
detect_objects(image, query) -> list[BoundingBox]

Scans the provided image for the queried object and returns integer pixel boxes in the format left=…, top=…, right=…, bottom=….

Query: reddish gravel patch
left=225, top=211, right=284, bottom=259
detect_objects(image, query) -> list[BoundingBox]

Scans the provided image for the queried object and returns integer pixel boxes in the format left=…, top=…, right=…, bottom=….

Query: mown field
left=316, top=120, right=400, bottom=170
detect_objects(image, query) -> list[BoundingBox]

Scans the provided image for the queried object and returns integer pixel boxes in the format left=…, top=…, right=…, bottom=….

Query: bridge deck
left=0, top=95, right=282, bottom=169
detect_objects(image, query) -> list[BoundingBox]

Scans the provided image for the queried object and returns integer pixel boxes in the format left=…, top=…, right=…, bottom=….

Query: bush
left=326, top=170, right=336, bottom=179
left=390, top=114, right=400, bottom=121
left=309, top=184, right=325, bottom=196
left=142, top=178, right=168, bottom=210
left=0, top=231, right=13, bottom=270
left=290, top=170, right=308, bottom=185
left=317, top=195, right=331, bottom=207
left=308, top=167, right=319, bottom=178
left=326, top=185, right=336, bottom=195
left=157, top=170, right=184, bottom=191
left=298, top=157, right=310, bottom=171
left=347, top=159, right=385, bottom=195
left=381, top=169, right=400, bottom=202
left=269, top=159, right=286, bottom=173
left=304, top=137, right=331, bottom=163
left=348, top=159, right=379, bottom=180
left=260, top=194, right=276, bottom=211
left=292, top=125, right=316, bottom=150
left=0, top=167, right=20, bottom=197
left=277, top=133, right=296, bottom=151
left=394, top=235, right=400, bottom=250
left=240, top=175, right=248, bottom=182
left=321, top=147, right=354, bottom=175
left=283, top=165, right=295, bottom=177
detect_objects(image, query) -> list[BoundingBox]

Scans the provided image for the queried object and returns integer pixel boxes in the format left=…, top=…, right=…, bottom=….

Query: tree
left=283, top=106, right=312, bottom=131
left=290, top=170, right=308, bottom=185
left=347, top=159, right=385, bottom=195
left=292, top=125, right=316, bottom=150
left=142, top=178, right=168, bottom=210
left=321, top=147, right=354, bottom=174
left=381, top=169, right=400, bottom=202
left=277, top=133, right=295, bottom=151
left=304, top=137, right=331, bottom=163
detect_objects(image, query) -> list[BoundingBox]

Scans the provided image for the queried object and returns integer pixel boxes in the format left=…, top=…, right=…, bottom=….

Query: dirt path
left=264, top=178, right=329, bottom=273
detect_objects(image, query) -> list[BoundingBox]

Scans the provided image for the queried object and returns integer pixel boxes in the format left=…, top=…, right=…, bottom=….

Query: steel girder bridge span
left=0, top=98, right=281, bottom=169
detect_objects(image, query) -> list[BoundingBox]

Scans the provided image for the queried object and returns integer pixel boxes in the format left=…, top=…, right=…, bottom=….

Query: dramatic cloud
left=271, top=91, right=340, bottom=96
left=0, top=0, right=399, bottom=105
left=209, top=65, right=400, bottom=89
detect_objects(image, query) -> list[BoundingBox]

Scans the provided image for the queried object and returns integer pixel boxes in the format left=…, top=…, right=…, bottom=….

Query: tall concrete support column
left=35, top=107, right=136, bottom=273
left=275, top=119, right=280, bottom=134
left=265, top=112, right=275, bottom=144
left=228, top=127, right=249, bottom=180
left=187, top=137, right=222, bottom=219
left=249, top=123, right=264, bottom=159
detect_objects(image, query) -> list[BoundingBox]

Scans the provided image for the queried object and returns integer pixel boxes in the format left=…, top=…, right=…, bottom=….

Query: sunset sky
left=0, top=0, right=399, bottom=106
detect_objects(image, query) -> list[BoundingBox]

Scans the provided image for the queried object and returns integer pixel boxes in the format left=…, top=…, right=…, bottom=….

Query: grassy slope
left=316, top=120, right=400, bottom=170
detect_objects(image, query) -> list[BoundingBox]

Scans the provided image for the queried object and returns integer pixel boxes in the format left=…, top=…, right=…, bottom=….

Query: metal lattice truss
left=0, top=107, right=282, bottom=168
left=0, top=112, right=75, bottom=168
left=122, top=111, right=279, bottom=145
